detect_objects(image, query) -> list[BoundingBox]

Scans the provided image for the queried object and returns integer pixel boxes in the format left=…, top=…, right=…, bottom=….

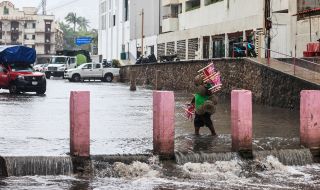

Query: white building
left=159, top=0, right=320, bottom=59
left=0, top=1, right=63, bottom=56
left=98, top=0, right=160, bottom=63
left=99, top=0, right=320, bottom=62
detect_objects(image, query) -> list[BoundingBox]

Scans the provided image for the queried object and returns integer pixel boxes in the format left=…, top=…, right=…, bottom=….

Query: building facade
left=98, top=0, right=320, bottom=63
left=98, top=0, right=160, bottom=62
left=159, top=0, right=320, bottom=59
left=0, top=1, right=63, bottom=56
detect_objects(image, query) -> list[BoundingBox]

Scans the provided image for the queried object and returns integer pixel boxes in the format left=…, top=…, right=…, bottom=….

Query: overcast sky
left=9, top=0, right=99, bottom=29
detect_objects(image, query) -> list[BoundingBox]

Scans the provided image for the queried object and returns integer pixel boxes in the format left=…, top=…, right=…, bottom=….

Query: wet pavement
left=0, top=79, right=301, bottom=156
left=2, top=79, right=319, bottom=190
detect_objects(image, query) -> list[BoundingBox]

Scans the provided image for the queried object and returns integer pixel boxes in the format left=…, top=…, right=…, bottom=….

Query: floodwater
left=1, top=79, right=320, bottom=190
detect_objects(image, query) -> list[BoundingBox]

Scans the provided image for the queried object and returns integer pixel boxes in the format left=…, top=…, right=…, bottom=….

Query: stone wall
left=120, top=58, right=320, bottom=109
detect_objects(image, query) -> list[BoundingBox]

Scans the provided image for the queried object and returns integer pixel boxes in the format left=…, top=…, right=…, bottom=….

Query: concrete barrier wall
left=120, top=58, right=320, bottom=109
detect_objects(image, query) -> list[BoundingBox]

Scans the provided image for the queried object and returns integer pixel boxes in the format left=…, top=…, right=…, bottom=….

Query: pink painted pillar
left=300, top=90, right=320, bottom=148
left=153, top=91, right=175, bottom=158
left=231, top=90, right=252, bottom=152
left=70, top=91, right=90, bottom=157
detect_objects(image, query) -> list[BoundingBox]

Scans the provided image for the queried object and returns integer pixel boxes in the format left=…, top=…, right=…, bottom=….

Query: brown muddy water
left=0, top=80, right=319, bottom=190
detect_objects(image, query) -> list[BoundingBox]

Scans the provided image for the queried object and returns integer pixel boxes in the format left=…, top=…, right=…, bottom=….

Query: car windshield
left=10, top=64, right=34, bottom=72
left=51, top=57, right=67, bottom=64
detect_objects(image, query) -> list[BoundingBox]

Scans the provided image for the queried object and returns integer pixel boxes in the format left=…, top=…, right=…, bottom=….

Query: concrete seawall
left=120, top=58, right=320, bottom=109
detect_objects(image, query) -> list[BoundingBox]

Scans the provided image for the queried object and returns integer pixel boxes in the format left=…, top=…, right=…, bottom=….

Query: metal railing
left=251, top=45, right=320, bottom=84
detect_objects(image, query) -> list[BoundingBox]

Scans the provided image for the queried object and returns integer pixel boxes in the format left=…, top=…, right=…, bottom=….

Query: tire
left=9, top=84, right=18, bottom=94
left=72, top=74, right=81, bottom=82
left=36, top=87, right=46, bottom=95
left=103, top=73, right=113, bottom=83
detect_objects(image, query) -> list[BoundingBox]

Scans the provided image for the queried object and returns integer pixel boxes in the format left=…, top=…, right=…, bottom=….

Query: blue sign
left=75, top=37, right=92, bottom=46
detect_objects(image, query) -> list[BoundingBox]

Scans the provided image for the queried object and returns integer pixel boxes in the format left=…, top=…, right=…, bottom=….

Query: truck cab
left=45, top=56, right=77, bottom=79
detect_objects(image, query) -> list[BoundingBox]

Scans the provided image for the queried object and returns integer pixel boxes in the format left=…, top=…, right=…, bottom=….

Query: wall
left=130, top=0, right=160, bottom=40
left=120, top=58, right=320, bottom=109
left=98, top=0, right=130, bottom=61
left=178, top=0, right=263, bottom=31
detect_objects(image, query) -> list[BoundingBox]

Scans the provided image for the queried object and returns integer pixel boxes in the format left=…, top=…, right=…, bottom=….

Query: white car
left=64, top=62, right=120, bottom=82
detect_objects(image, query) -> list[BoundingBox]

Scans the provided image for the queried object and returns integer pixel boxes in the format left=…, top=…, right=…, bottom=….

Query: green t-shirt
left=195, top=93, right=209, bottom=110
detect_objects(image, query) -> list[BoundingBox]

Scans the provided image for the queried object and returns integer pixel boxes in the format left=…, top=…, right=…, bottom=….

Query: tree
left=77, top=17, right=90, bottom=32
left=65, top=12, right=79, bottom=32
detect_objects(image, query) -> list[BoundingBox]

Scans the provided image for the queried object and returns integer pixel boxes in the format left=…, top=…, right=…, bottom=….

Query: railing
left=254, top=45, right=319, bottom=84
left=231, top=42, right=320, bottom=84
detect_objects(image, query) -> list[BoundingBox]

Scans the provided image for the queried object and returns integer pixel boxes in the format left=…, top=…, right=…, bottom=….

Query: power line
left=47, top=0, right=82, bottom=12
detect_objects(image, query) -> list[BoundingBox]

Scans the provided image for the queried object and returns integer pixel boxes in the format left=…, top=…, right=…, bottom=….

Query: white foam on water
left=182, top=160, right=243, bottom=181
left=112, top=161, right=159, bottom=179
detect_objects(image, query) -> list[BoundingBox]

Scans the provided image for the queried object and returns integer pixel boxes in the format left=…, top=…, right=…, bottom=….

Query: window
left=124, top=0, right=129, bottom=21
left=24, top=23, right=27, bottom=28
left=205, top=0, right=223, bottom=6
left=101, top=15, right=106, bottom=30
left=297, top=0, right=320, bottom=19
left=186, top=0, right=201, bottom=12
left=32, top=35, right=35, bottom=40
left=24, top=34, right=27, bottom=40
left=100, top=1, right=106, bottom=14
left=113, top=15, right=116, bottom=26
left=32, top=23, right=36, bottom=29
left=3, top=6, right=9, bottom=15
left=94, top=64, right=101, bottom=69
left=83, top=64, right=92, bottom=69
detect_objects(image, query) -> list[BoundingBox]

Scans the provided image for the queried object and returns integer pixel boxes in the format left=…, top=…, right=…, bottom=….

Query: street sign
left=75, top=37, right=92, bottom=46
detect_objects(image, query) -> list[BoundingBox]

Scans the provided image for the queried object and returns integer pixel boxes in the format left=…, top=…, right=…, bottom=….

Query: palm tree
left=77, top=17, right=90, bottom=32
left=65, top=12, right=79, bottom=32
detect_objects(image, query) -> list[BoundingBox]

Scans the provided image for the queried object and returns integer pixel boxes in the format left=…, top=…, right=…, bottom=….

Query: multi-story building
left=98, top=0, right=160, bottom=62
left=0, top=1, right=63, bottom=56
left=159, top=0, right=320, bottom=59
left=99, top=0, right=320, bottom=62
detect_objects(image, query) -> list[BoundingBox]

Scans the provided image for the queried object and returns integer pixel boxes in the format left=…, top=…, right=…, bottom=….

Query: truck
left=44, top=50, right=92, bottom=79
left=0, top=45, right=46, bottom=95
left=44, top=55, right=77, bottom=79
left=64, top=62, right=120, bottom=82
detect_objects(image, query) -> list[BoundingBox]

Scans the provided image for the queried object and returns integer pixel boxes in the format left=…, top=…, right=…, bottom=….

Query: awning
left=293, top=7, right=320, bottom=16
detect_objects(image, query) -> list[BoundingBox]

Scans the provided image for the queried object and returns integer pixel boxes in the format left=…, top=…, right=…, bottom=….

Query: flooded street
left=1, top=80, right=320, bottom=189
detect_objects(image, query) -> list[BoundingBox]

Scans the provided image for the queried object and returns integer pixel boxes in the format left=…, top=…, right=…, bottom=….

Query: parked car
left=33, top=63, right=47, bottom=72
left=0, top=46, right=46, bottom=94
left=64, top=62, right=120, bottom=82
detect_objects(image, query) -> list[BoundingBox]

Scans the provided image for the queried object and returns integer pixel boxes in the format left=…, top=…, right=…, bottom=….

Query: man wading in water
left=190, top=75, right=218, bottom=136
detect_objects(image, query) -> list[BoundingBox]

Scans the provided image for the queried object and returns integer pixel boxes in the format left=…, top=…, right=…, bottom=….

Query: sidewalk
left=248, top=58, right=320, bottom=85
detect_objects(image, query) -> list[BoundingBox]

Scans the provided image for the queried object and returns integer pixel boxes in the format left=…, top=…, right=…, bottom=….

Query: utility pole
left=41, top=0, right=47, bottom=15
left=264, top=0, right=271, bottom=62
left=141, top=9, right=144, bottom=57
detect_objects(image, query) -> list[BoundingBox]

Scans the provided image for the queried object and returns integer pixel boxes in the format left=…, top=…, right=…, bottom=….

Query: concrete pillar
left=225, top=33, right=229, bottom=58
left=300, top=90, right=320, bottom=149
left=70, top=91, right=90, bottom=157
left=153, top=91, right=175, bottom=159
left=231, top=90, right=252, bottom=154
left=130, top=70, right=137, bottom=91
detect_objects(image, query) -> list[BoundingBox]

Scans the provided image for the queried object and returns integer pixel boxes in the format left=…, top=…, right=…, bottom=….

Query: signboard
left=75, top=37, right=92, bottom=46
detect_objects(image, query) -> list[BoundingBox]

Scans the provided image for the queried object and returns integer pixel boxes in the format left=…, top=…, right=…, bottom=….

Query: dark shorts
left=194, top=113, right=213, bottom=128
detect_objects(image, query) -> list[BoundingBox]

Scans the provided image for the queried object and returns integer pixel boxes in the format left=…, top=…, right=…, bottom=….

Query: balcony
left=162, top=0, right=179, bottom=7
left=24, top=28, right=36, bottom=33
left=162, top=16, right=179, bottom=33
